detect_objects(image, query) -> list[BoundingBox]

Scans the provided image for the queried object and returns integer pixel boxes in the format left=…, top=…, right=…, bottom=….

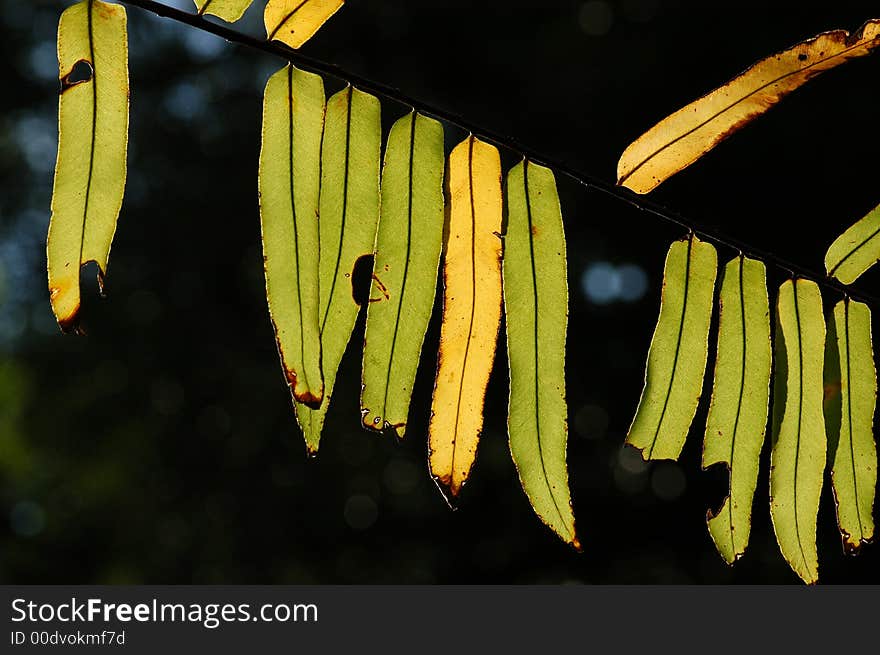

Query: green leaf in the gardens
left=504, top=160, right=579, bottom=549
left=825, top=202, right=880, bottom=285
left=770, top=278, right=826, bottom=584
left=258, top=65, right=325, bottom=408
left=626, top=235, right=718, bottom=461
left=360, top=112, right=445, bottom=438
left=48, top=0, right=128, bottom=332
left=194, top=0, right=253, bottom=23
left=294, top=86, right=381, bottom=453
left=265, top=0, right=344, bottom=49
left=702, top=255, right=771, bottom=564
left=824, top=298, right=876, bottom=553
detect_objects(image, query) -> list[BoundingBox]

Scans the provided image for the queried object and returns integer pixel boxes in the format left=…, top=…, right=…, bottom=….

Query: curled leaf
left=428, top=136, right=503, bottom=500
left=258, top=65, right=325, bottom=408
left=702, top=255, right=771, bottom=564
left=770, top=279, right=826, bottom=584
left=295, top=86, right=382, bottom=453
left=504, top=161, right=578, bottom=548
left=825, top=202, right=880, bottom=285
left=824, top=298, right=876, bottom=553
left=361, top=113, right=445, bottom=438
left=618, top=19, right=880, bottom=194
left=48, top=0, right=129, bottom=332
left=627, top=235, right=717, bottom=461
left=265, top=0, right=344, bottom=49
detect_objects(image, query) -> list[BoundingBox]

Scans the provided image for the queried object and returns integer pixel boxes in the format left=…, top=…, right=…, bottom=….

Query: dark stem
left=115, top=0, right=879, bottom=305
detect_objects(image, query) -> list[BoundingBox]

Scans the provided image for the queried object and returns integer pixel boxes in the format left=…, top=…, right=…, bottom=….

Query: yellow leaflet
left=265, top=0, right=344, bottom=49
left=618, top=19, right=880, bottom=193
left=428, top=136, right=503, bottom=501
left=48, top=0, right=128, bottom=332
left=194, top=0, right=253, bottom=23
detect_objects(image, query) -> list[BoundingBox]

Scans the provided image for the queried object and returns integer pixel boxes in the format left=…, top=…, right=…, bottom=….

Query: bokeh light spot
left=579, top=1, right=614, bottom=36
left=617, top=263, right=648, bottom=301
left=344, top=494, right=378, bottom=531
left=582, top=261, right=620, bottom=304
left=574, top=404, right=609, bottom=440
left=651, top=462, right=687, bottom=501
left=10, top=500, right=45, bottom=538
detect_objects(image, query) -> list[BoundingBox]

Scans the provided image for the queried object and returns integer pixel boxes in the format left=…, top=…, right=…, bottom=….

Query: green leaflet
left=48, top=0, right=129, bottom=332
left=360, top=112, right=445, bottom=438
left=504, top=161, right=578, bottom=548
left=626, top=235, right=717, bottom=461
left=702, top=255, right=771, bottom=564
left=294, top=87, right=381, bottom=452
left=824, top=299, right=877, bottom=553
left=194, top=0, right=253, bottom=22
left=770, top=279, right=826, bottom=584
left=825, top=203, right=880, bottom=285
left=258, top=65, right=325, bottom=408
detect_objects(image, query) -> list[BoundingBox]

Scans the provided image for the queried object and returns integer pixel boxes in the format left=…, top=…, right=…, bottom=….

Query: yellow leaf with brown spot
left=194, top=0, right=253, bottom=23
left=48, top=0, right=129, bottom=332
left=265, top=0, right=344, bottom=49
left=617, top=19, right=880, bottom=194
left=428, top=136, right=503, bottom=501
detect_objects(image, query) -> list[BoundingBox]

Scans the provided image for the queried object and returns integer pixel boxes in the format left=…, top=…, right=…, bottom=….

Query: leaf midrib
left=790, top=281, right=812, bottom=576
left=78, top=0, right=98, bottom=278
left=287, top=65, right=310, bottom=393
left=448, top=136, right=479, bottom=485
left=828, top=224, right=880, bottom=280
left=843, top=299, right=866, bottom=542
left=268, top=0, right=309, bottom=41
left=722, top=256, right=749, bottom=557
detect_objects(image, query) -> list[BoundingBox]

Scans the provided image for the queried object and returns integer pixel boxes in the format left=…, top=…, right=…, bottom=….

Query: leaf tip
left=53, top=302, right=84, bottom=335
left=430, top=475, right=461, bottom=510
left=288, top=370, right=323, bottom=409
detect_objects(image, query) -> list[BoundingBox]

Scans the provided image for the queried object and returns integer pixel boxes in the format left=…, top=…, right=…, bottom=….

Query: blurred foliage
left=0, top=0, right=878, bottom=583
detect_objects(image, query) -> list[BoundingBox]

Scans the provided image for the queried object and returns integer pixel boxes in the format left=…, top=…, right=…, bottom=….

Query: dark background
left=2, top=0, right=879, bottom=584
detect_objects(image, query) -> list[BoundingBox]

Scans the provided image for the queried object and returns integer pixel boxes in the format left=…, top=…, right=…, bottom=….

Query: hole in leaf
left=60, top=59, right=93, bottom=92
left=351, top=254, right=375, bottom=305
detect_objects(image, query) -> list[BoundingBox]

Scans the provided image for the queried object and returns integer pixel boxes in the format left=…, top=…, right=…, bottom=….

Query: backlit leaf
left=824, top=298, right=876, bottom=553
left=504, top=161, right=578, bottom=548
left=825, top=202, right=880, bottom=285
left=428, top=136, right=503, bottom=500
left=265, top=0, right=344, bottom=49
left=194, top=0, right=253, bottom=23
left=770, top=279, right=826, bottom=584
left=702, top=255, right=771, bottom=564
left=617, top=19, right=880, bottom=194
left=626, top=236, right=717, bottom=461
left=258, top=65, right=325, bottom=408
left=48, top=0, right=129, bottom=332
left=294, top=86, right=381, bottom=453
left=361, top=112, right=445, bottom=437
